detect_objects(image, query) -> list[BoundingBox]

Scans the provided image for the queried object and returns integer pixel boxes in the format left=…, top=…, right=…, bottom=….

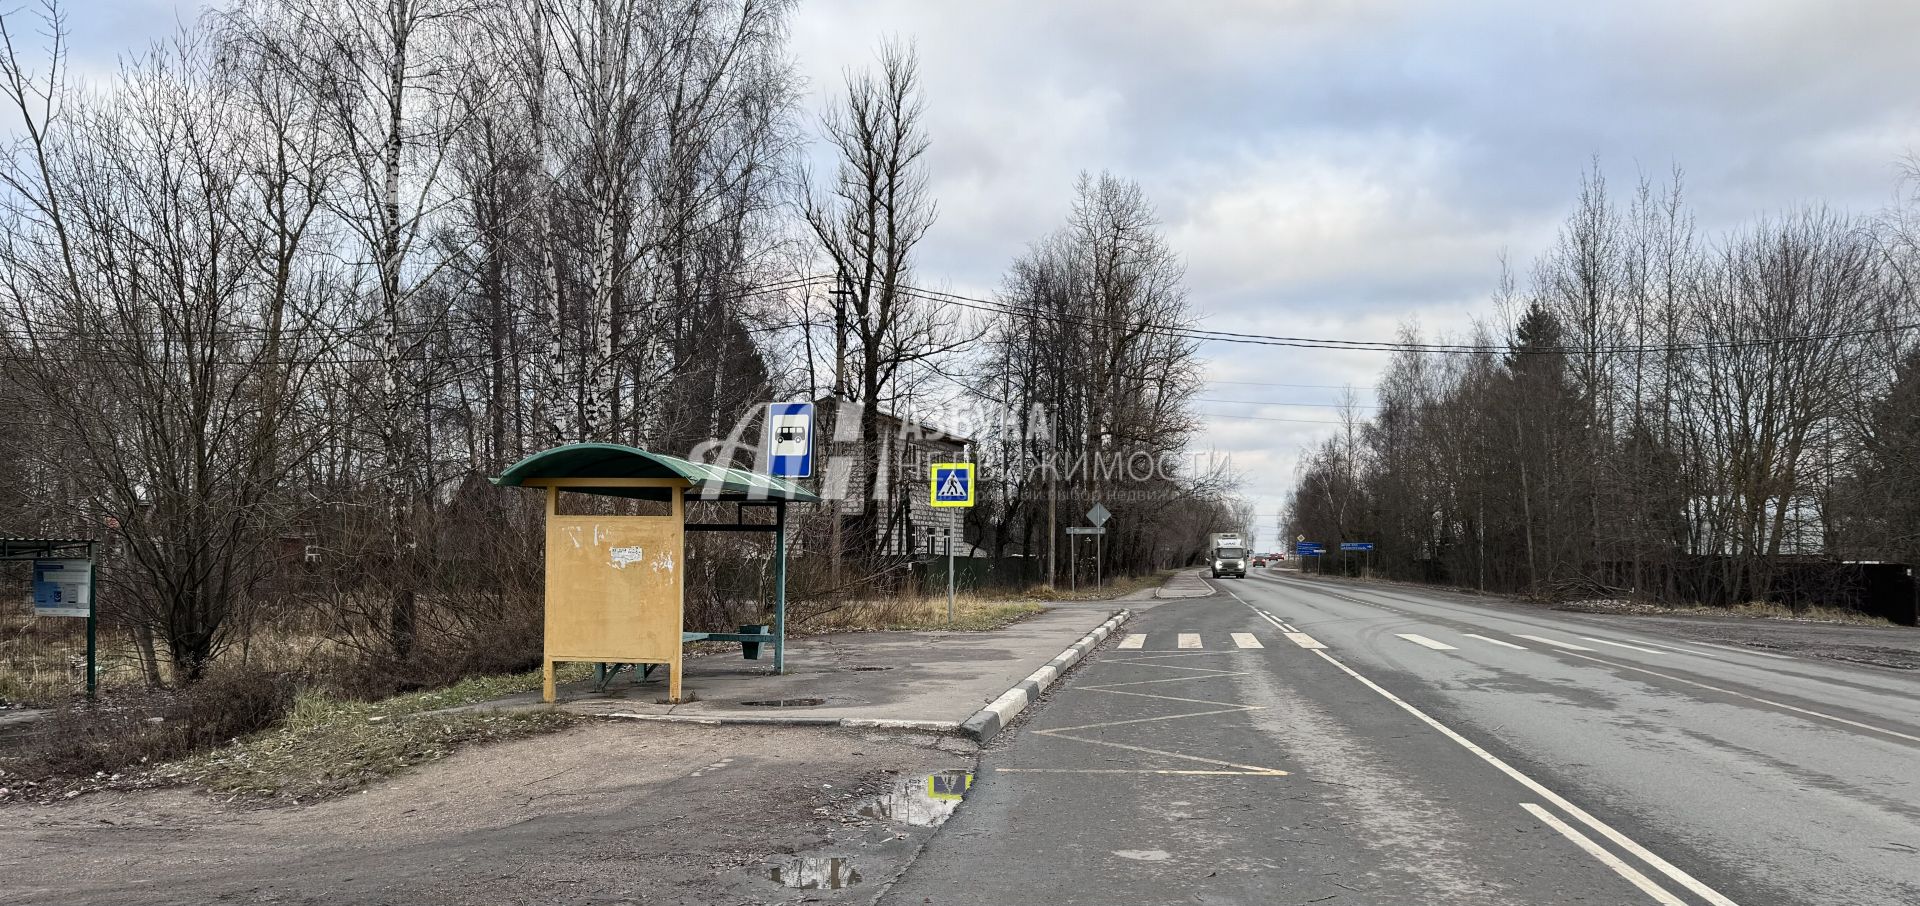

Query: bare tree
left=0, top=7, right=336, bottom=681
left=803, top=41, right=954, bottom=559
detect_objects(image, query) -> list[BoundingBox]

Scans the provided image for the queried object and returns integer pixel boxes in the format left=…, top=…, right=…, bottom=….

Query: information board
left=32, top=559, right=91, bottom=618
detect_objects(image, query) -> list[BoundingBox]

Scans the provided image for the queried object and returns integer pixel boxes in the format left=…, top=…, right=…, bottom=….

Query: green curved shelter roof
left=492, top=443, right=819, bottom=503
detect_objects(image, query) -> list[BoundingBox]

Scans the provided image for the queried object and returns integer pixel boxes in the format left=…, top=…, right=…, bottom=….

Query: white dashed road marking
left=1582, top=637, right=1669, bottom=656
left=1464, top=633, right=1527, bottom=650
left=1177, top=633, right=1203, bottom=649
left=1282, top=632, right=1326, bottom=650
left=1396, top=633, right=1457, bottom=651
left=1117, top=634, right=1146, bottom=649
left=1231, top=632, right=1265, bottom=649
left=1516, top=634, right=1595, bottom=651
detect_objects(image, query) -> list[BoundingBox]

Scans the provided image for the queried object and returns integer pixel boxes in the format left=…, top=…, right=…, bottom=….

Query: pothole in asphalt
left=769, top=856, right=862, bottom=889
left=845, top=665, right=893, bottom=672
left=854, top=771, right=974, bottom=827
left=738, top=697, right=827, bottom=707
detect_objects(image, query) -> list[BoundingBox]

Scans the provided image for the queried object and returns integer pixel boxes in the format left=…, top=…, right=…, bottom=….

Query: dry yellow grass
left=964, top=569, right=1175, bottom=604
left=794, top=594, right=1045, bottom=632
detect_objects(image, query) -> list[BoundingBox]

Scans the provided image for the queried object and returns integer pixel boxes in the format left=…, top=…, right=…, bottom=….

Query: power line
left=1197, top=396, right=1383, bottom=410
left=1207, top=379, right=1376, bottom=391
left=1194, top=410, right=1352, bottom=426
left=893, top=281, right=1920, bottom=357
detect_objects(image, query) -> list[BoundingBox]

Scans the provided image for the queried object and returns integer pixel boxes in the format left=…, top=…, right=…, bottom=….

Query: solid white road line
left=1177, top=633, right=1203, bottom=649
left=1396, top=633, right=1457, bottom=651
left=1564, top=652, right=1920, bottom=746
left=1283, top=632, right=1327, bottom=650
left=1520, top=803, right=1688, bottom=906
left=1516, top=634, right=1595, bottom=651
left=1309, top=648, right=1738, bottom=906
left=1231, top=632, right=1265, bottom=649
left=1623, top=639, right=1720, bottom=659
left=1117, top=634, right=1146, bottom=649
left=1675, top=639, right=1794, bottom=661
left=1464, top=633, right=1527, bottom=650
left=1582, top=637, right=1669, bottom=656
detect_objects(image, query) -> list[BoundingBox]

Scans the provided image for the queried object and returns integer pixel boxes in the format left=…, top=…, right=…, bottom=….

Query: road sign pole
left=1070, top=535, right=1077, bottom=593
left=946, top=527, right=955, bottom=627
left=1096, top=532, right=1103, bottom=588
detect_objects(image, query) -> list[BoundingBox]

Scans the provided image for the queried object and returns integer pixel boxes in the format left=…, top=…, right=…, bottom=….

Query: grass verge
left=797, top=596, right=1045, bottom=632
left=147, top=664, right=592, bottom=804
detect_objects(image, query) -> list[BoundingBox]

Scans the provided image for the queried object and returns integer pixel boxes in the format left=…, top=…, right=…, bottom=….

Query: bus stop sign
left=764, top=402, right=814, bottom=478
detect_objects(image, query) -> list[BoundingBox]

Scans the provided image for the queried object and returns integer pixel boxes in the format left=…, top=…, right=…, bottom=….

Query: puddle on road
left=769, top=856, right=862, bottom=889
left=855, top=771, right=974, bottom=827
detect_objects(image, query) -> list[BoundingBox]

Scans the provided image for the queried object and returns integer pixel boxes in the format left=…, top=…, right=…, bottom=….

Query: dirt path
left=1, top=722, right=976, bottom=905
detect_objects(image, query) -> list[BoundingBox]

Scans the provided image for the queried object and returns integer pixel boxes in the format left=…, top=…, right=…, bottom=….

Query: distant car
left=1251, top=555, right=1268, bottom=567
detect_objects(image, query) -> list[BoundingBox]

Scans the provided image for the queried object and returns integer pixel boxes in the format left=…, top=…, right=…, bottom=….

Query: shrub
left=9, top=667, right=295, bottom=781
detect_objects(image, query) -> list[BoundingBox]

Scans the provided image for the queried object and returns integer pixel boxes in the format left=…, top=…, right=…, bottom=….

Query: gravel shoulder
left=1, top=721, right=977, bottom=906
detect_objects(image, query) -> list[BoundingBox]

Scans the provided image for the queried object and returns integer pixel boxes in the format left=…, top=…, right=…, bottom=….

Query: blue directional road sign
left=930, top=462, right=975, bottom=508
left=1295, top=542, right=1325, bottom=556
left=764, top=402, right=814, bottom=478
left=1340, top=542, right=1375, bottom=552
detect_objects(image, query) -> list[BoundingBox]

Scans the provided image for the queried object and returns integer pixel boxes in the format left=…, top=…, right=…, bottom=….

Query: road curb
left=958, top=609, right=1131, bottom=743
left=591, top=711, right=964, bottom=733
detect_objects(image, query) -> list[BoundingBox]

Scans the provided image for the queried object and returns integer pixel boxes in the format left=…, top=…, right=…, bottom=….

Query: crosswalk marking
left=1581, top=637, right=1667, bottom=656
left=1464, top=633, right=1527, bottom=650
left=1117, top=633, right=1145, bottom=649
left=1516, top=634, right=1594, bottom=651
left=1283, top=632, right=1326, bottom=650
left=1397, top=633, right=1457, bottom=650
left=1230, top=632, right=1264, bottom=649
left=1177, top=633, right=1203, bottom=649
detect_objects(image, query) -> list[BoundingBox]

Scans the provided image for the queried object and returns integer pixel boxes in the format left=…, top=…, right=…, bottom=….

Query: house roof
left=492, top=443, right=820, bottom=503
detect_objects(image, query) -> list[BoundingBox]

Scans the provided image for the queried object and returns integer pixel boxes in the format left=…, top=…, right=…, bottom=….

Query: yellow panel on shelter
left=544, top=515, right=684, bottom=664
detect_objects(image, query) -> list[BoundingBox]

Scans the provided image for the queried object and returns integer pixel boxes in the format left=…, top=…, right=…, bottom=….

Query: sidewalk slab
left=463, top=606, right=1124, bottom=731
left=1155, top=568, right=1216, bottom=599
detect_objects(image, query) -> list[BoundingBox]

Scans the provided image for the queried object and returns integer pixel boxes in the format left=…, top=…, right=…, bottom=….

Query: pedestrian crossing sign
left=930, top=462, right=975, bottom=508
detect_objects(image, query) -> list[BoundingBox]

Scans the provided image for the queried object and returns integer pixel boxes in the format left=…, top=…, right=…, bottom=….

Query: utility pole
left=826, top=271, right=851, bottom=594
left=830, top=270, right=850, bottom=399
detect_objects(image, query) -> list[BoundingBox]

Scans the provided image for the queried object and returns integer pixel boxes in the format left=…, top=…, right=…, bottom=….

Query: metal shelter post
left=775, top=500, right=788, bottom=674
left=86, top=545, right=97, bottom=699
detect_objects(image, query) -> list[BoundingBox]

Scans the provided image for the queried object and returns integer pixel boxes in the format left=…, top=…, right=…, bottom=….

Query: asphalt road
left=881, top=570, right=1920, bottom=905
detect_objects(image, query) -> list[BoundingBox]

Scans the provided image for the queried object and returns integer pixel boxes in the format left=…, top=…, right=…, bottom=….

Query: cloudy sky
left=74, top=1, right=1920, bottom=543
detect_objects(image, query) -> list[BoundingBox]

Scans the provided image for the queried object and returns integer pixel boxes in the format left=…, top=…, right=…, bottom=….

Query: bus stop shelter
left=493, top=443, right=818, bottom=703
